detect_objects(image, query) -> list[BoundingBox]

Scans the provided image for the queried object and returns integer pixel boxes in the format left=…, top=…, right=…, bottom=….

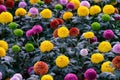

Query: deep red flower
left=56, top=18, right=64, bottom=25
left=0, top=0, right=4, bottom=4
left=5, top=0, right=14, bottom=9
left=112, top=56, right=120, bottom=69
left=53, top=29, right=58, bottom=38
left=69, top=27, right=80, bottom=36
left=43, top=0, right=52, bottom=4
left=50, top=19, right=59, bottom=29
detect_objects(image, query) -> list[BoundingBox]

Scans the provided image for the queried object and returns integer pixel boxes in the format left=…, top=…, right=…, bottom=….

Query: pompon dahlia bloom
left=25, top=43, right=34, bottom=52
left=91, top=22, right=100, bottom=30
left=64, top=73, right=78, bottom=80
left=89, top=5, right=101, bottom=15
left=5, top=0, right=14, bottom=9
left=83, top=32, right=95, bottom=39
left=26, top=29, right=35, bottom=37
left=10, top=76, right=20, bottom=80
left=101, top=61, right=114, bottom=73
left=112, top=56, right=120, bottom=69
left=98, top=41, right=112, bottom=53
left=102, top=14, right=110, bottom=22
left=55, top=4, right=63, bottom=10
left=0, top=5, right=6, bottom=14
left=77, top=6, right=89, bottom=17
left=103, top=5, right=115, bottom=14
left=30, top=0, right=40, bottom=4
left=14, top=29, right=24, bottom=37
left=0, top=40, right=8, bottom=51
left=56, top=55, right=70, bottom=68
left=0, top=72, right=2, bottom=80
left=18, top=1, right=27, bottom=8
left=43, top=0, right=52, bottom=4
left=12, top=45, right=20, bottom=53
left=91, top=53, right=104, bottom=64
left=59, top=0, right=68, bottom=5
left=40, top=40, right=54, bottom=53
left=62, top=11, right=73, bottom=20
left=0, top=47, right=6, bottom=57
left=15, top=8, right=27, bottom=16
left=0, top=0, right=4, bottom=4
left=57, top=26, right=69, bottom=38
left=34, top=61, right=48, bottom=75
left=80, top=1, right=90, bottom=8
left=80, top=49, right=88, bottom=56
left=112, top=44, right=120, bottom=54
left=50, top=19, right=59, bottom=29
left=53, top=29, right=58, bottom=38
left=32, top=25, right=43, bottom=34
left=29, top=7, right=38, bottom=16
left=13, top=73, right=23, bottom=80
left=40, top=9, right=52, bottom=19
left=70, top=0, right=80, bottom=9
left=66, top=2, right=75, bottom=10
left=84, top=68, right=97, bottom=80
left=69, top=27, right=80, bottom=37
left=41, top=74, right=53, bottom=80
left=0, top=12, right=13, bottom=24
left=103, top=29, right=114, bottom=39
left=56, top=18, right=64, bottom=25
left=90, top=36, right=98, bottom=44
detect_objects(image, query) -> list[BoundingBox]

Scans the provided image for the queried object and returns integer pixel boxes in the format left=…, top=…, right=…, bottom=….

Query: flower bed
left=0, top=0, right=120, bottom=80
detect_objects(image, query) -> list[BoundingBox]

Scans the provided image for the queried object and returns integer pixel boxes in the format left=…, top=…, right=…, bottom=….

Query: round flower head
left=70, top=0, right=80, bottom=9
left=66, top=2, right=75, bottom=10
left=12, top=45, right=20, bottom=53
left=0, top=0, right=4, bottom=4
left=58, top=26, right=69, bottom=38
left=98, top=41, right=112, bottom=53
left=13, top=73, right=22, bottom=80
left=53, top=29, right=58, bottom=38
left=91, top=22, right=100, bottom=30
left=0, top=5, right=6, bottom=14
left=14, top=29, right=24, bottom=37
left=102, top=14, right=110, bottom=22
left=101, top=61, right=114, bottom=73
left=56, top=55, right=70, bottom=68
left=8, top=22, right=17, bottom=30
left=28, top=66, right=33, bottom=74
left=62, top=11, right=73, bottom=20
left=25, top=43, right=34, bottom=52
left=40, top=9, right=52, bottom=19
left=55, top=4, right=63, bottom=10
left=91, top=53, right=104, bottom=64
left=43, top=0, right=52, bottom=4
left=30, top=0, right=40, bottom=4
left=59, top=0, right=68, bottom=5
left=69, top=27, right=80, bottom=37
left=50, top=19, right=59, bottom=29
left=77, top=6, right=89, bottom=16
left=103, top=29, right=114, bottom=39
left=80, top=1, right=90, bottom=8
left=112, top=56, right=120, bottom=69
left=56, top=18, right=64, bottom=25
left=0, top=47, right=6, bottom=57
left=112, top=44, right=120, bottom=54
left=32, top=25, right=43, bottom=34
left=18, top=1, right=27, bottom=8
left=15, top=8, right=27, bottom=16
left=41, top=74, right=53, bottom=80
left=29, top=7, right=38, bottom=16
left=0, top=12, right=13, bottom=24
left=84, top=68, right=97, bottom=80
left=83, top=32, right=95, bottom=39
left=0, top=40, right=8, bottom=51
left=10, top=76, right=19, bottom=80
left=64, top=73, right=78, bottom=80
left=80, top=49, right=88, bottom=56
left=5, top=0, right=14, bottom=9
left=90, top=5, right=101, bottom=15
left=34, top=61, right=48, bottom=75
left=103, top=5, right=115, bottom=14
left=90, top=36, right=98, bottom=44
left=40, top=40, right=54, bottom=53
left=26, top=29, right=35, bottom=37
left=0, top=72, right=2, bottom=80
left=114, top=15, right=120, bottom=20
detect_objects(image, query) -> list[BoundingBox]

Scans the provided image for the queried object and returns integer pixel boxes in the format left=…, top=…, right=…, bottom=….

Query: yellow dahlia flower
left=83, top=32, right=95, bottom=39
left=98, top=41, right=112, bottom=53
left=0, top=40, right=8, bottom=51
left=40, top=9, right=52, bottom=19
left=58, top=26, right=69, bottom=38
left=63, top=12, right=73, bottom=20
left=103, top=5, right=115, bottom=14
left=77, top=6, right=89, bottom=16
left=56, top=55, right=70, bottom=68
left=90, top=5, right=101, bottom=15
left=91, top=53, right=104, bottom=64
left=30, top=0, right=40, bottom=4
left=15, top=8, right=27, bottom=16
left=40, top=40, right=54, bottom=53
left=0, top=47, right=6, bottom=57
left=70, top=0, right=80, bottom=9
left=41, top=74, right=53, bottom=80
left=0, top=12, right=13, bottom=24
left=101, top=61, right=114, bottom=73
